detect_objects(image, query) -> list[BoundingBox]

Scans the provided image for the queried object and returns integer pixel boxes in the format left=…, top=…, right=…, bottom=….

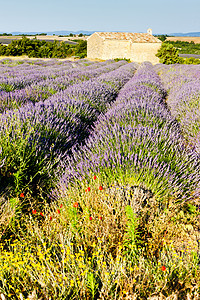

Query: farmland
left=166, top=36, right=200, bottom=44
left=0, top=58, right=199, bottom=299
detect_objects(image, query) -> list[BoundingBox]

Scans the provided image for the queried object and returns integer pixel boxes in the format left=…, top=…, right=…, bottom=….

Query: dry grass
left=0, top=181, right=198, bottom=299
left=0, top=35, right=87, bottom=41
left=166, top=36, right=200, bottom=44
left=0, top=55, right=78, bottom=61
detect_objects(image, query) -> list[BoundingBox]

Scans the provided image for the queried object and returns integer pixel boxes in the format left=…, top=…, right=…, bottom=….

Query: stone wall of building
left=87, top=33, right=104, bottom=59
left=101, top=39, right=131, bottom=60
left=87, top=33, right=161, bottom=64
left=129, top=43, right=161, bottom=64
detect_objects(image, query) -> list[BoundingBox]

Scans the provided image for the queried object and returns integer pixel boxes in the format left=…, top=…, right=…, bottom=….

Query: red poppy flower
left=99, top=186, right=103, bottom=191
left=40, top=212, right=44, bottom=217
left=93, top=175, right=97, bottom=180
left=57, top=209, right=60, bottom=214
left=32, top=209, right=37, bottom=214
left=73, top=202, right=79, bottom=208
left=50, top=216, right=52, bottom=221
left=60, top=204, right=63, bottom=208
left=161, top=266, right=166, bottom=271
left=87, top=187, right=91, bottom=192
left=89, top=216, right=93, bottom=221
left=98, top=216, right=102, bottom=220
left=20, top=193, right=24, bottom=198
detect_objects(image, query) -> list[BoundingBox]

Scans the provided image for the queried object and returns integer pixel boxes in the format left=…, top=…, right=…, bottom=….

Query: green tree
left=156, top=35, right=168, bottom=42
left=0, top=44, right=7, bottom=55
left=75, top=40, right=87, bottom=58
left=156, top=43, right=182, bottom=64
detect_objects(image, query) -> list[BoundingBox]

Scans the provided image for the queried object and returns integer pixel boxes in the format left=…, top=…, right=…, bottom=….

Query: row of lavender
left=0, top=59, right=126, bottom=112
left=154, top=64, right=200, bottom=154
left=58, top=62, right=200, bottom=201
left=0, top=60, right=137, bottom=195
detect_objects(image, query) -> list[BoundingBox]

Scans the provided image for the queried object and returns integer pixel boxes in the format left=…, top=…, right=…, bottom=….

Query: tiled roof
left=94, top=32, right=161, bottom=43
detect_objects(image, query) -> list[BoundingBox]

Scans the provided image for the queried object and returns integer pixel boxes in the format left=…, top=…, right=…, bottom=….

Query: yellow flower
left=70, top=279, right=74, bottom=286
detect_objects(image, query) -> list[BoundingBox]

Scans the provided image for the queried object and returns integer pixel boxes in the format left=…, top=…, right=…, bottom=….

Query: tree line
left=164, top=40, right=200, bottom=55
left=156, top=42, right=200, bottom=64
left=0, top=36, right=87, bottom=58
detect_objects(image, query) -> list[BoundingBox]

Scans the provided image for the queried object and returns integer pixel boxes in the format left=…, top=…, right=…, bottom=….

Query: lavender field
left=0, top=58, right=199, bottom=299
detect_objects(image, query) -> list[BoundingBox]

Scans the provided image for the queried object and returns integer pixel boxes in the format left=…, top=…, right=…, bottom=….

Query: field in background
left=0, top=35, right=87, bottom=45
left=0, top=55, right=79, bottom=61
left=166, top=36, right=200, bottom=43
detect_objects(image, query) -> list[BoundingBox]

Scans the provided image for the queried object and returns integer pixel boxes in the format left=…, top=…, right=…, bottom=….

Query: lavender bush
left=155, top=64, right=200, bottom=153
left=0, top=60, right=121, bottom=112
left=58, top=63, right=200, bottom=201
left=0, top=60, right=137, bottom=195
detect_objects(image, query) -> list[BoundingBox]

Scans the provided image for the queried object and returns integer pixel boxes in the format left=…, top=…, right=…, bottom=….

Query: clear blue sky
left=1, top=0, right=199, bottom=34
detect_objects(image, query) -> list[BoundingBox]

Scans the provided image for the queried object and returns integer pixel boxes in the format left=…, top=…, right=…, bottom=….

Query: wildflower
left=93, top=175, right=97, bottom=180
left=40, top=212, right=44, bottom=217
left=50, top=216, right=52, bottom=221
left=161, top=266, right=166, bottom=271
left=87, top=187, right=91, bottom=192
left=89, top=216, right=93, bottom=221
left=20, top=193, right=24, bottom=198
left=60, top=204, right=63, bottom=208
left=130, top=267, right=134, bottom=272
left=32, top=209, right=37, bottom=214
left=57, top=209, right=60, bottom=214
left=98, top=216, right=102, bottom=220
left=73, top=202, right=79, bottom=208
left=99, top=186, right=103, bottom=190
left=70, top=279, right=74, bottom=286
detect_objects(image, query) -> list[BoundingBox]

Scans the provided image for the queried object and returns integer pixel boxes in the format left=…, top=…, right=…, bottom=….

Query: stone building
left=87, top=29, right=162, bottom=64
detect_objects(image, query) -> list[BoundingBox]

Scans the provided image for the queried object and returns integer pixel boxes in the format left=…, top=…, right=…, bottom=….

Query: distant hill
left=0, top=30, right=95, bottom=36
left=1, top=30, right=200, bottom=37
left=169, top=32, right=200, bottom=37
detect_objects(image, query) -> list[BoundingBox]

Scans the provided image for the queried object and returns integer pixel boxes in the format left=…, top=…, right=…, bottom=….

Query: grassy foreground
left=0, top=177, right=199, bottom=300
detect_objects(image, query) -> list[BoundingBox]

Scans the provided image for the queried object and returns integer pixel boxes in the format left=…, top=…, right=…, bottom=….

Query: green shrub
left=183, top=57, right=200, bottom=64
left=114, top=58, right=131, bottom=62
left=156, top=43, right=182, bottom=64
left=74, top=40, right=87, bottom=58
